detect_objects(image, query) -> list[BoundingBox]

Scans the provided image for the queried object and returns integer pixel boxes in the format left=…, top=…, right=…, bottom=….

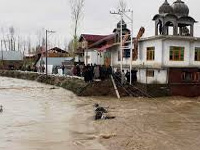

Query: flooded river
left=0, top=77, right=106, bottom=150
left=1, top=76, right=200, bottom=150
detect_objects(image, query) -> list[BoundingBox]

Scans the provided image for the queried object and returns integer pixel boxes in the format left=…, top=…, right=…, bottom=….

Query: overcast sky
left=0, top=0, right=200, bottom=49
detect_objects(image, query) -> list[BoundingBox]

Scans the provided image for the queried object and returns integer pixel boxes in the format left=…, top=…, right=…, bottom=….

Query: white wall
left=111, top=45, right=139, bottom=68
left=191, top=41, right=200, bottom=67
left=136, top=37, right=200, bottom=84
left=84, top=50, right=103, bottom=65
left=137, top=37, right=200, bottom=68
left=163, top=39, right=190, bottom=67
left=137, top=69, right=168, bottom=84
left=139, top=39, right=163, bottom=68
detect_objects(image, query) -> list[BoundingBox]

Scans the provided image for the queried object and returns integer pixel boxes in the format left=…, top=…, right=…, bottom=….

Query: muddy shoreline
left=1, top=73, right=200, bottom=150
left=0, top=70, right=117, bottom=97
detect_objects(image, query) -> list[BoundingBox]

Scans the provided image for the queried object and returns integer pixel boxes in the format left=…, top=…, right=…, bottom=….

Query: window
left=147, top=47, right=155, bottom=60
left=195, top=47, right=200, bottom=61
left=193, top=72, right=200, bottom=82
left=182, top=72, right=200, bottom=82
left=181, top=72, right=192, bottom=82
left=146, top=70, right=154, bottom=77
left=170, top=46, right=184, bottom=61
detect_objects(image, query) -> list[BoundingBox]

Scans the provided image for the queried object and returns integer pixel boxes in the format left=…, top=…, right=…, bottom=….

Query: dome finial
left=159, top=0, right=173, bottom=14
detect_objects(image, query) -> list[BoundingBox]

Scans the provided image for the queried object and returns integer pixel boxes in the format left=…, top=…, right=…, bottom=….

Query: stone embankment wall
left=0, top=70, right=116, bottom=97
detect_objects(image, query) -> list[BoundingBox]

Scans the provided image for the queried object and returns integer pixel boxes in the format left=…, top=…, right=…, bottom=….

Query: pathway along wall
left=0, top=70, right=116, bottom=97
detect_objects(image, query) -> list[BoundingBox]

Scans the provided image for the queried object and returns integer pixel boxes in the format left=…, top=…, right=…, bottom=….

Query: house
left=78, top=34, right=109, bottom=65
left=35, top=47, right=71, bottom=74
left=134, top=0, right=200, bottom=96
left=82, top=0, right=200, bottom=96
left=81, top=20, right=131, bottom=67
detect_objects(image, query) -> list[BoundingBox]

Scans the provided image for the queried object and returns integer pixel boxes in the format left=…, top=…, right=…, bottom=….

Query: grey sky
left=0, top=0, right=200, bottom=49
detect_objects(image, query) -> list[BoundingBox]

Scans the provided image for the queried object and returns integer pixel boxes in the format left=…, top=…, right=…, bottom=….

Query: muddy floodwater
left=0, top=77, right=105, bottom=150
left=1, top=76, right=200, bottom=150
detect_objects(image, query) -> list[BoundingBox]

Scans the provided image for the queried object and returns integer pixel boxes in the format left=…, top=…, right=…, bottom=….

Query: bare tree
left=36, top=28, right=45, bottom=47
left=64, top=38, right=69, bottom=52
left=9, top=26, right=16, bottom=51
left=67, top=39, right=74, bottom=55
left=1, top=27, right=8, bottom=51
left=27, top=36, right=31, bottom=55
left=69, top=0, right=84, bottom=54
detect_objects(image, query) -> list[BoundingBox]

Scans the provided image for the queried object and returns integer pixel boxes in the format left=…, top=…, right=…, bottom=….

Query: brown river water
left=1, top=76, right=200, bottom=150
left=0, top=77, right=106, bottom=150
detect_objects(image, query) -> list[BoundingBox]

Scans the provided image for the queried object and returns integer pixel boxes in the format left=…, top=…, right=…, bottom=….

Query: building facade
left=81, top=0, right=200, bottom=96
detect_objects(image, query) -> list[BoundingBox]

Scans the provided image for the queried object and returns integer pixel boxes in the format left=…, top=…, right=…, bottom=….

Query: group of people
left=70, top=64, right=113, bottom=82
left=83, top=64, right=112, bottom=82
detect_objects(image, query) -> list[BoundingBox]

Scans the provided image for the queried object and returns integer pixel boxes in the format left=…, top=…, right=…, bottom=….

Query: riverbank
left=0, top=70, right=117, bottom=97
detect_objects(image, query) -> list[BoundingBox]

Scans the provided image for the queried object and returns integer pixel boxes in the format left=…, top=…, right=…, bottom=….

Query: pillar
left=173, top=24, right=178, bottom=36
left=190, top=25, right=194, bottom=36
left=179, top=27, right=183, bottom=36
left=155, top=22, right=158, bottom=35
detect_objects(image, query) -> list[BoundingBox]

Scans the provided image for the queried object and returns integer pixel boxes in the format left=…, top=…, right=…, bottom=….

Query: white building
left=86, top=0, right=200, bottom=85
left=82, top=0, right=200, bottom=96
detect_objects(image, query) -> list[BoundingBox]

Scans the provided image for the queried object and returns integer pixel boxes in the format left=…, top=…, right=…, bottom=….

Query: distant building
left=0, top=51, right=23, bottom=61
left=0, top=51, right=23, bottom=69
left=35, top=47, right=71, bottom=74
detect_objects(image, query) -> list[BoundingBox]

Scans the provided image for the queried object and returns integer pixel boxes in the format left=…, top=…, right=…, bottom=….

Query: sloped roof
left=79, top=34, right=107, bottom=42
left=89, top=34, right=116, bottom=48
left=48, top=47, right=69, bottom=53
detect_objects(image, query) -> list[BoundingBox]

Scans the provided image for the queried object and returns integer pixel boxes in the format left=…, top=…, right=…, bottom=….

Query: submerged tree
left=69, top=0, right=85, bottom=55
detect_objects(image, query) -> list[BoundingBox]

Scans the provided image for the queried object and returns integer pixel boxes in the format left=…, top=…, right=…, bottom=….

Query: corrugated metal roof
left=0, top=51, right=23, bottom=61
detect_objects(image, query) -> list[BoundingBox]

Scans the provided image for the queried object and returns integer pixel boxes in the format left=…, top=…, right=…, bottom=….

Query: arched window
left=165, top=21, right=174, bottom=35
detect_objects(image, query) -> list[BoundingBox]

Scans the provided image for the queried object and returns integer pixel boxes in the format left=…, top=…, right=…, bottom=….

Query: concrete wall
left=137, top=69, right=168, bottom=84
left=139, top=39, right=162, bottom=67
left=136, top=38, right=200, bottom=84
left=163, top=39, right=190, bottom=67
left=136, top=38, right=200, bottom=68
left=84, top=49, right=104, bottom=65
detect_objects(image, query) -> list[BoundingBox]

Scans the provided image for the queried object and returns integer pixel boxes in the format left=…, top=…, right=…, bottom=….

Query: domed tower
left=172, top=0, right=189, bottom=17
left=113, top=20, right=130, bottom=42
left=159, top=0, right=173, bottom=14
left=153, top=0, right=197, bottom=36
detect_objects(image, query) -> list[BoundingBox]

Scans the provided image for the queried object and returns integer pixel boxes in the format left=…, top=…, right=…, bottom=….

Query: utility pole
left=130, top=10, right=133, bottom=85
left=110, top=9, right=134, bottom=85
left=45, top=29, right=55, bottom=76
